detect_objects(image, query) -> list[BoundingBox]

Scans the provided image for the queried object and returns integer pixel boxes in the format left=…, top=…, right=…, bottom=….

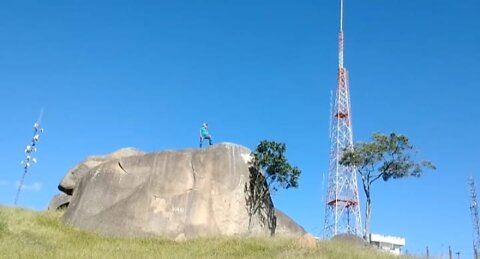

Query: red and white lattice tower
left=323, top=0, right=362, bottom=238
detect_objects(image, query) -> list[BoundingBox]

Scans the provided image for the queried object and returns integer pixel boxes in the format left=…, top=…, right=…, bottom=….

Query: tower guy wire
left=323, top=0, right=362, bottom=238
left=14, top=110, right=44, bottom=206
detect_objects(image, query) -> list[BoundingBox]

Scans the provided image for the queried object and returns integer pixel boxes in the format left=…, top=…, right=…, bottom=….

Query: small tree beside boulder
left=245, top=140, right=301, bottom=235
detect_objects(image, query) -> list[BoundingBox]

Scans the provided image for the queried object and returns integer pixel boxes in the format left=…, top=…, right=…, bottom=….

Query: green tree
left=245, top=140, right=301, bottom=235
left=340, top=133, right=435, bottom=240
left=251, top=140, right=301, bottom=192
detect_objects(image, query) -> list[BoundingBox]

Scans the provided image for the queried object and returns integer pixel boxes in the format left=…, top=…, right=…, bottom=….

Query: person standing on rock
left=199, top=122, right=212, bottom=148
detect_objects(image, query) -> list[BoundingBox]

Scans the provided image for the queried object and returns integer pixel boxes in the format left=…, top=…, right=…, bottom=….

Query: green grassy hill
left=0, top=206, right=413, bottom=258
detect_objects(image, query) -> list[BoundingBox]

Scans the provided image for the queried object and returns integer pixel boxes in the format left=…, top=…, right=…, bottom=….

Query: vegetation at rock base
left=0, top=206, right=415, bottom=259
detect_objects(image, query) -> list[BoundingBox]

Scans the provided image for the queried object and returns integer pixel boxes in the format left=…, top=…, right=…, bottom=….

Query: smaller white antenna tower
left=469, top=176, right=480, bottom=259
left=14, top=110, right=44, bottom=206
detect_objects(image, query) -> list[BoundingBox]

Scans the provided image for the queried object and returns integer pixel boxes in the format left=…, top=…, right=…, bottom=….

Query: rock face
left=48, top=147, right=144, bottom=210
left=58, top=148, right=145, bottom=195
left=57, top=143, right=305, bottom=239
left=275, top=209, right=307, bottom=236
left=48, top=193, right=70, bottom=211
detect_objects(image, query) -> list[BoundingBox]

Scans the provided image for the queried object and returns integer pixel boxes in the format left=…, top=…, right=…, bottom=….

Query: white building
left=369, top=233, right=406, bottom=255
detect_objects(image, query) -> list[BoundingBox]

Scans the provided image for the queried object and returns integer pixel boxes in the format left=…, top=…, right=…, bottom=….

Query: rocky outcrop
left=52, top=143, right=305, bottom=239
left=48, top=192, right=71, bottom=211
left=58, top=148, right=145, bottom=195
left=275, top=209, right=306, bottom=236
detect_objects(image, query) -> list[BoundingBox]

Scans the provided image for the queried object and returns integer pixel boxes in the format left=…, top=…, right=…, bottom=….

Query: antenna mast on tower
left=14, top=110, right=44, bottom=206
left=469, top=177, right=480, bottom=259
left=323, top=0, right=362, bottom=238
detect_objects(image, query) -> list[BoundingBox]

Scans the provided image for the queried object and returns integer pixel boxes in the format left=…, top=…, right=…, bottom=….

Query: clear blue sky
left=1, top=0, right=479, bottom=257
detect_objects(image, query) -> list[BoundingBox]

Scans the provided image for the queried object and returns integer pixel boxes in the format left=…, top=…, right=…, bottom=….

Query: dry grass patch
left=0, top=206, right=414, bottom=259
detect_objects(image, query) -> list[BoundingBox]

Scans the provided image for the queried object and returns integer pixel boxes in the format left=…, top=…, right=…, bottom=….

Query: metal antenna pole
left=469, top=177, right=480, bottom=259
left=14, top=110, right=45, bottom=206
left=338, top=0, right=344, bottom=69
left=37, top=108, right=44, bottom=125
left=323, top=0, right=362, bottom=238
left=340, top=0, right=343, bottom=32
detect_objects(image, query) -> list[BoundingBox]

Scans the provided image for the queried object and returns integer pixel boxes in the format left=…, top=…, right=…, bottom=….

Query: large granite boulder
left=58, top=147, right=145, bottom=195
left=48, top=147, right=144, bottom=210
left=56, top=143, right=305, bottom=239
